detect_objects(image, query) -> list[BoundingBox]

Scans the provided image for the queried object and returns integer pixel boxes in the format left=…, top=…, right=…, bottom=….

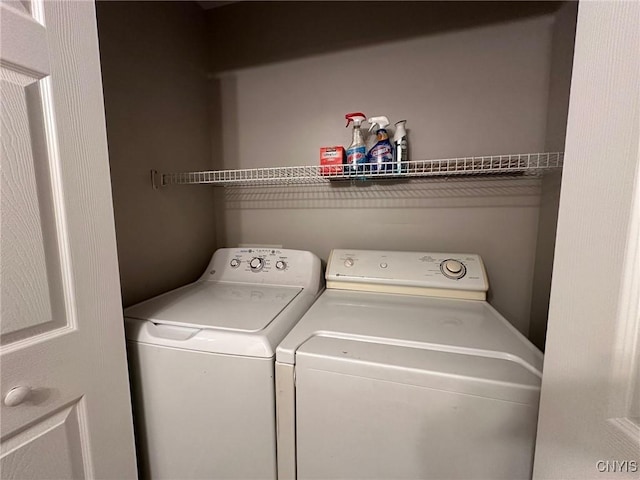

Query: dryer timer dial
left=440, top=259, right=466, bottom=279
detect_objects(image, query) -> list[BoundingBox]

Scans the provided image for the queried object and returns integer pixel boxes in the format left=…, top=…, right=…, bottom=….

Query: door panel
left=1, top=70, right=68, bottom=345
left=1, top=401, right=89, bottom=479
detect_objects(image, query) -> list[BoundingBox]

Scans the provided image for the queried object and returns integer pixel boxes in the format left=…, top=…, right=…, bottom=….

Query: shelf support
left=151, top=169, right=164, bottom=189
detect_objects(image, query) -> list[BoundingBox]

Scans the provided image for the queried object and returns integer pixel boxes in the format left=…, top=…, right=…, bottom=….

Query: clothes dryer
left=276, top=249, right=542, bottom=480
left=125, top=248, right=322, bottom=479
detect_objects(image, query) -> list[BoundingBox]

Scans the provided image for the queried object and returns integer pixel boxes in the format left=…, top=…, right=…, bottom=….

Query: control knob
left=276, top=260, right=287, bottom=270
left=230, top=258, right=240, bottom=268
left=344, top=258, right=354, bottom=268
left=441, top=259, right=466, bottom=279
left=249, top=257, right=264, bottom=271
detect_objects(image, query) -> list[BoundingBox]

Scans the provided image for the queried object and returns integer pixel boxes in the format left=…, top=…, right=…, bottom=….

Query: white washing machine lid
left=276, top=289, right=543, bottom=376
left=124, top=281, right=302, bottom=332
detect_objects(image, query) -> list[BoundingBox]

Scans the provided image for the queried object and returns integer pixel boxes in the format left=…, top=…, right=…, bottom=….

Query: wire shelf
left=151, top=152, right=563, bottom=188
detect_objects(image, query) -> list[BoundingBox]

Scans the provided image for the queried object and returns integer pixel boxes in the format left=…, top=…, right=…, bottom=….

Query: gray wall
left=206, top=2, right=574, bottom=336
left=97, top=1, right=216, bottom=307
left=530, top=1, right=578, bottom=349
left=95, top=1, right=576, bottom=341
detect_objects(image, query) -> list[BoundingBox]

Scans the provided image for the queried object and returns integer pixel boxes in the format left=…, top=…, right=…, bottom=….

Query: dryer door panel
left=295, top=337, right=540, bottom=480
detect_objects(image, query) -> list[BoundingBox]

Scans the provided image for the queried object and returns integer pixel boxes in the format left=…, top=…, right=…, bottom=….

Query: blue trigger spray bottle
left=367, top=116, right=394, bottom=172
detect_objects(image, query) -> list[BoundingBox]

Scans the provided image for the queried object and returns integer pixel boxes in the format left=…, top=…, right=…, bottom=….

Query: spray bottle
left=367, top=116, right=394, bottom=172
left=393, top=120, right=408, bottom=173
left=345, top=112, right=367, bottom=173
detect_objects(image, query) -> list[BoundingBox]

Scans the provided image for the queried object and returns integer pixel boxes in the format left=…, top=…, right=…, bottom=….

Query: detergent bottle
left=345, top=112, right=367, bottom=173
left=367, top=116, right=394, bottom=172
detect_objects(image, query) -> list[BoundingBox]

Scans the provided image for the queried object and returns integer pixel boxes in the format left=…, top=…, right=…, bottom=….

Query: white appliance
left=124, top=247, right=323, bottom=480
left=276, top=249, right=543, bottom=480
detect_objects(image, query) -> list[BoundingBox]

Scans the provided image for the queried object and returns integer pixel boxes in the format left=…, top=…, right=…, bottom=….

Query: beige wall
left=205, top=3, right=573, bottom=336
left=97, top=1, right=216, bottom=307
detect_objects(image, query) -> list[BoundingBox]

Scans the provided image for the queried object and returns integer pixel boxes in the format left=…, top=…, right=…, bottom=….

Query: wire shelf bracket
left=151, top=152, right=564, bottom=189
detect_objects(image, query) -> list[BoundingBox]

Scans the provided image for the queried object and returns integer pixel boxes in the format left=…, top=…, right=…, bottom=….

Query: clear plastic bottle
left=345, top=112, right=367, bottom=173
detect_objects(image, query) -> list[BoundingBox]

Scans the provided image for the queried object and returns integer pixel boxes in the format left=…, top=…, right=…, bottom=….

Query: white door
left=0, top=1, right=137, bottom=478
left=534, top=1, right=639, bottom=478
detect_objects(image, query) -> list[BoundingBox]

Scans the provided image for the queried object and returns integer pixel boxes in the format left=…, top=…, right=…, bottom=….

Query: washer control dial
left=249, top=257, right=264, bottom=271
left=440, top=259, right=466, bottom=279
left=276, top=260, right=287, bottom=270
left=344, top=258, right=354, bottom=268
left=230, top=258, right=240, bottom=268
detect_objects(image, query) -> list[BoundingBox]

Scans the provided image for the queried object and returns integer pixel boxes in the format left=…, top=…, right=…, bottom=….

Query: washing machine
left=124, top=247, right=323, bottom=480
left=276, top=249, right=543, bottom=480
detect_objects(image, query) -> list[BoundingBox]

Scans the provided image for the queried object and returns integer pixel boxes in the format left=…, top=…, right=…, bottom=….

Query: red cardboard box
left=320, top=146, right=345, bottom=175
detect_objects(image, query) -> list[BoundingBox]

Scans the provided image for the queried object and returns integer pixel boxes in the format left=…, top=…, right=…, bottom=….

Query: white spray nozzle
left=368, top=115, right=390, bottom=132
left=394, top=120, right=407, bottom=142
